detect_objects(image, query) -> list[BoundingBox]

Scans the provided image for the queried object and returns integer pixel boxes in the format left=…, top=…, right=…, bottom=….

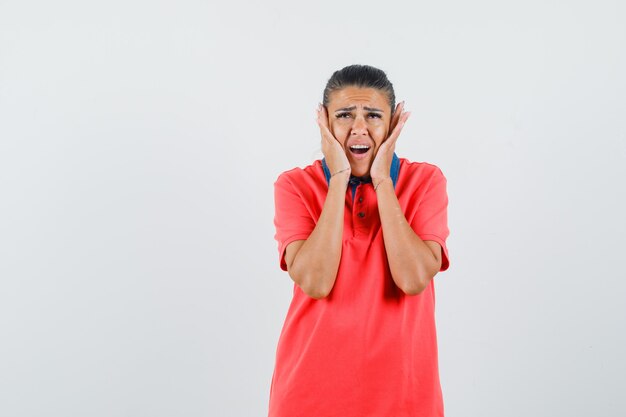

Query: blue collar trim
left=321, top=152, right=400, bottom=189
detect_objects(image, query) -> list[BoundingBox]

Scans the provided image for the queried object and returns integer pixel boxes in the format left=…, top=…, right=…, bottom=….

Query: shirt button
left=357, top=212, right=365, bottom=218
left=358, top=197, right=363, bottom=203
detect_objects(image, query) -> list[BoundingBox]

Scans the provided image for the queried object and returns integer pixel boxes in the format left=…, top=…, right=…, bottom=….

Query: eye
left=335, top=112, right=352, bottom=118
left=368, top=112, right=382, bottom=119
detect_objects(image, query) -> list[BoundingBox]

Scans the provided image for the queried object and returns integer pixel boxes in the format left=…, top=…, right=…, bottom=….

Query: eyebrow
left=334, top=106, right=384, bottom=113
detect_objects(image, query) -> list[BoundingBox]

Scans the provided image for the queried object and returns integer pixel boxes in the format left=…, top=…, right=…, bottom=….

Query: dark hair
left=322, top=64, right=396, bottom=115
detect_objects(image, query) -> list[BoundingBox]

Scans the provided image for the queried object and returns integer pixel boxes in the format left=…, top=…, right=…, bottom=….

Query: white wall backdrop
left=1, top=1, right=625, bottom=416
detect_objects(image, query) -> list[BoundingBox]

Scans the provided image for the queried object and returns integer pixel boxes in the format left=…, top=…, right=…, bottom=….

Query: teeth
left=350, top=144, right=370, bottom=149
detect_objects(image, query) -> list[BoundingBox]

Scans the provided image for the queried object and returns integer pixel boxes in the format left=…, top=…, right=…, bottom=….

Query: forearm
left=375, top=178, right=438, bottom=295
left=289, top=175, right=347, bottom=298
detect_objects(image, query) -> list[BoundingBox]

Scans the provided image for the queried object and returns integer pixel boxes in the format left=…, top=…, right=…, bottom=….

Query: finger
left=318, top=103, right=332, bottom=131
left=316, top=114, right=335, bottom=145
left=315, top=104, right=327, bottom=132
left=389, top=101, right=404, bottom=133
left=392, top=110, right=411, bottom=136
left=378, top=135, right=397, bottom=157
left=316, top=105, right=340, bottom=147
left=317, top=115, right=341, bottom=151
left=377, top=138, right=391, bottom=154
left=315, top=105, right=328, bottom=134
left=386, top=110, right=411, bottom=147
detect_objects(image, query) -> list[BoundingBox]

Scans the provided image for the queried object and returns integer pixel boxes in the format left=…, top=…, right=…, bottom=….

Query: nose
left=351, top=115, right=368, bottom=136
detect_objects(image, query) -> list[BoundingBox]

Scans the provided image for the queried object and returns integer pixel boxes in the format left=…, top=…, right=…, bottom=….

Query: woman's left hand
left=370, top=102, right=411, bottom=184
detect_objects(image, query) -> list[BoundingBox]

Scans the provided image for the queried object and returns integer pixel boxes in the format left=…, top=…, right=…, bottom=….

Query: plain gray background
left=1, top=0, right=625, bottom=416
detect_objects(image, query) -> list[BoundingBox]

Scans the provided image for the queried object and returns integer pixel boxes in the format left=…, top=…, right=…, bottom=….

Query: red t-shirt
left=269, top=154, right=450, bottom=417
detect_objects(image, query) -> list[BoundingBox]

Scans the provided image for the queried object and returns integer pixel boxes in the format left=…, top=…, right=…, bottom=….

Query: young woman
left=269, top=64, right=451, bottom=416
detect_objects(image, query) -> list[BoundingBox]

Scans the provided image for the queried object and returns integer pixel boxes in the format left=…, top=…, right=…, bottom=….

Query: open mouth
left=349, top=144, right=371, bottom=155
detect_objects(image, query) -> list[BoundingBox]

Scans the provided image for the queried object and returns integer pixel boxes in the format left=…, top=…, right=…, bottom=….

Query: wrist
left=373, top=176, right=391, bottom=191
left=330, top=166, right=350, bottom=177
left=329, top=171, right=350, bottom=188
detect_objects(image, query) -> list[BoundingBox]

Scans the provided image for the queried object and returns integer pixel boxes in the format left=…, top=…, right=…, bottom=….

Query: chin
left=350, top=163, right=372, bottom=178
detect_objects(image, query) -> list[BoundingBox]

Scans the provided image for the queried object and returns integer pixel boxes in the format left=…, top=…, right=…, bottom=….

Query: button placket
left=349, top=178, right=372, bottom=238
left=355, top=186, right=366, bottom=229
left=357, top=193, right=364, bottom=218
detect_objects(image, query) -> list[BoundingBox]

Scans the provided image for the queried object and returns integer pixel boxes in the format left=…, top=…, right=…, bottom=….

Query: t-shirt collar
left=321, top=153, right=400, bottom=189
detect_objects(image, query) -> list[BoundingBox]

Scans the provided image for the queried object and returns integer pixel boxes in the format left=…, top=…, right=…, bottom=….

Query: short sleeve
left=410, top=168, right=450, bottom=272
left=273, top=173, right=316, bottom=271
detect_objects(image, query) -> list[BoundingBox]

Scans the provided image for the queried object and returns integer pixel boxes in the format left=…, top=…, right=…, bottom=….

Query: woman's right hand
left=316, top=103, right=351, bottom=180
left=281, top=104, right=350, bottom=299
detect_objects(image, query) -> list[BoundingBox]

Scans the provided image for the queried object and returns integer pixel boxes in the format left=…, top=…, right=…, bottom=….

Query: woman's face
left=326, top=86, right=392, bottom=177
